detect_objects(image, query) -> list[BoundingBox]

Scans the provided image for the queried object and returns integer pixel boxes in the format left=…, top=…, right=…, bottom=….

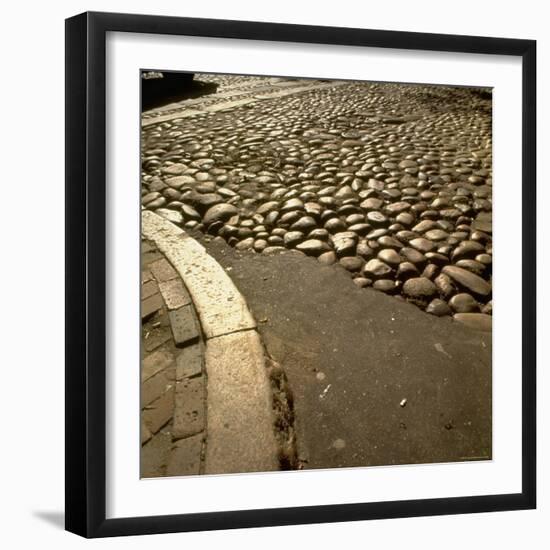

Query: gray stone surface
left=454, top=313, right=492, bottom=332
left=169, top=305, right=200, bottom=347
left=204, top=330, right=279, bottom=474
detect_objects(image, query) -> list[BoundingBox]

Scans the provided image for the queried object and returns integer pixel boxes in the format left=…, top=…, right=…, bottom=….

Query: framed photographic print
left=65, top=11, right=536, bottom=538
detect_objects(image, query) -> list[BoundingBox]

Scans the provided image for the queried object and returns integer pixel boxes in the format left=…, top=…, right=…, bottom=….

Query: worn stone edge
left=203, top=331, right=279, bottom=474
left=142, top=210, right=256, bottom=339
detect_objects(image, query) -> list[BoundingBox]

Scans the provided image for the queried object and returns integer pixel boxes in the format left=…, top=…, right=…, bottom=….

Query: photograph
left=139, top=71, right=493, bottom=478
left=1, top=0, right=543, bottom=545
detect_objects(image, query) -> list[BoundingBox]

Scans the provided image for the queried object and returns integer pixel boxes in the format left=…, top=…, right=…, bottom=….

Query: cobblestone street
left=140, top=73, right=493, bottom=476
left=141, top=75, right=492, bottom=326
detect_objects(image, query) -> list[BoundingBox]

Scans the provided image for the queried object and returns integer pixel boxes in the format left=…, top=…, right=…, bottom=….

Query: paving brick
left=142, top=369, right=174, bottom=407
left=141, top=293, right=163, bottom=321
left=141, top=279, right=159, bottom=300
left=169, top=305, right=200, bottom=347
left=149, top=258, right=178, bottom=282
left=141, top=422, right=152, bottom=445
left=176, top=343, right=203, bottom=380
left=142, top=269, right=154, bottom=283
left=141, top=250, right=162, bottom=268
left=143, top=325, right=172, bottom=352
left=142, top=387, right=174, bottom=435
left=172, top=376, right=205, bottom=440
left=158, top=278, right=191, bottom=310
left=166, top=433, right=203, bottom=477
left=141, top=240, right=155, bottom=254
left=141, top=430, right=172, bottom=478
left=142, top=349, right=174, bottom=382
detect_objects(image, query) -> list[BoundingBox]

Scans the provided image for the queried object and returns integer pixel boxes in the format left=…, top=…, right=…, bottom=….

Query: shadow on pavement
left=141, top=72, right=219, bottom=111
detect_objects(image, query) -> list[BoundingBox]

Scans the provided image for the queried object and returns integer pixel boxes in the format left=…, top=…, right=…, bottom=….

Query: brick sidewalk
left=141, top=238, right=206, bottom=477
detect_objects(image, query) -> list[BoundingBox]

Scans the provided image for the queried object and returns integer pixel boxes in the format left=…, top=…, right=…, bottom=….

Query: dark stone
left=451, top=240, right=486, bottom=261
left=400, top=247, right=427, bottom=266
left=377, top=248, right=401, bottom=266
left=189, top=192, right=223, bottom=213
left=424, top=229, right=449, bottom=241
left=181, top=204, right=201, bottom=221
left=409, top=238, right=436, bottom=253
left=421, top=263, right=439, bottom=280
left=385, top=201, right=411, bottom=215
left=169, top=305, right=200, bottom=347
left=284, top=231, right=305, bottom=247
left=291, top=216, right=318, bottom=232
left=256, top=201, right=280, bottom=215
left=396, top=262, right=420, bottom=280
left=331, top=232, right=358, bottom=258
left=442, top=265, right=491, bottom=297
left=449, top=293, right=480, bottom=313
left=347, top=223, right=371, bottom=236
left=281, top=198, right=304, bottom=213
left=363, top=259, right=393, bottom=279
left=434, top=273, right=455, bottom=299
left=403, top=277, right=438, bottom=302
left=455, top=259, right=486, bottom=277
left=339, top=256, right=364, bottom=273
left=318, top=251, right=337, bottom=265
left=356, top=242, right=375, bottom=260
left=203, top=203, right=239, bottom=226
left=426, top=299, right=452, bottom=317
left=296, top=239, right=330, bottom=256
left=264, top=211, right=280, bottom=226
left=378, top=236, right=403, bottom=250
left=453, top=313, right=492, bottom=332
left=425, top=252, right=449, bottom=267
left=373, top=279, right=396, bottom=293
left=324, top=217, right=347, bottom=234
left=366, top=211, right=389, bottom=227
left=353, top=277, right=372, bottom=288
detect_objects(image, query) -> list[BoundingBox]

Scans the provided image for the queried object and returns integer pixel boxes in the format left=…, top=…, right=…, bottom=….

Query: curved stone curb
left=142, top=210, right=256, bottom=339
left=142, top=210, right=279, bottom=474
left=204, top=330, right=279, bottom=474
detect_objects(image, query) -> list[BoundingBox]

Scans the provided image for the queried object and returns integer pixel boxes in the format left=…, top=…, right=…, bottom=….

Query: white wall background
left=0, top=0, right=546, bottom=547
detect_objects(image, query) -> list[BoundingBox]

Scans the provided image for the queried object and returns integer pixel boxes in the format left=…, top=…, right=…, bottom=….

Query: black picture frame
left=65, top=11, right=537, bottom=538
